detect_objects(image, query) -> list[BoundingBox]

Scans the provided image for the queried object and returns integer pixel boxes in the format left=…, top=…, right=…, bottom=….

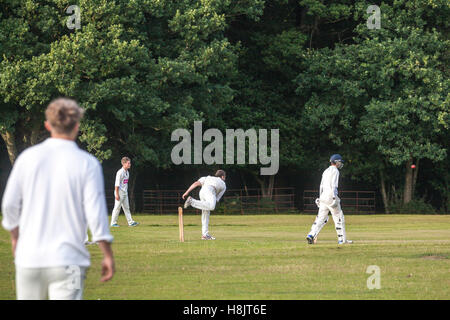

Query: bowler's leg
left=190, top=189, right=216, bottom=211
left=201, top=210, right=210, bottom=236
left=195, top=189, right=216, bottom=237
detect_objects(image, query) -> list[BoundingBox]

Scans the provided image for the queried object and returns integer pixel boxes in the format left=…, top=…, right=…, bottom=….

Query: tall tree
left=295, top=0, right=449, bottom=209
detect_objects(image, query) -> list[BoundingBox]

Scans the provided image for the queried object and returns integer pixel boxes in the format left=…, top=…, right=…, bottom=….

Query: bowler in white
left=110, top=157, right=139, bottom=227
left=1, top=98, right=115, bottom=300
left=182, top=170, right=226, bottom=240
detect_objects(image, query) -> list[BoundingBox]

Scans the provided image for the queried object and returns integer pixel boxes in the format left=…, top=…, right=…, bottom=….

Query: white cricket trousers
left=308, top=197, right=346, bottom=242
left=111, top=189, right=133, bottom=225
left=190, top=187, right=217, bottom=236
left=16, top=266, right=87, bottom=300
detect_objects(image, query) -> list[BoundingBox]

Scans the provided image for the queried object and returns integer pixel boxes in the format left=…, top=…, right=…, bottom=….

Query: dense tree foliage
left=0, top=0, right=448, bottom=212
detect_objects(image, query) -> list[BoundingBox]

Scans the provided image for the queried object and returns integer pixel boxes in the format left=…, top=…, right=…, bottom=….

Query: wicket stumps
left=178, top=207, right=184, bottom=242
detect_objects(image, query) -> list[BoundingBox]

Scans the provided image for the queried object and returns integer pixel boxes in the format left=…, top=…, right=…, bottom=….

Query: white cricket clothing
left=319, top=166, right=340, bottom=204
left=197, top=176, right=226, bottom=201
left=309, top=197, right=346, bottom=242
left=110, top=189, right=134, bottom=225
left=190, top=176, right=226, bottom=236
left=115, top=168, right=129, bottom=193
left=1, top=138, right=113, bottom=268
left=197, top=188, right=216, bottom=236
left=308, top=165, right=346, bottom=242
left=15, top=266, right=87, bottom=300
left=201, top=212, right=210, bottom=236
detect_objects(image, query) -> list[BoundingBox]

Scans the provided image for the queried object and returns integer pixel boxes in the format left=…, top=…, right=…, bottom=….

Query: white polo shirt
left=1, top=138, right=113, bottom=268
left=114, top=167, right=129, bottom=193
left=198, top=176, right=226, bottom=201
left=319, top=165, right=340, bottom=203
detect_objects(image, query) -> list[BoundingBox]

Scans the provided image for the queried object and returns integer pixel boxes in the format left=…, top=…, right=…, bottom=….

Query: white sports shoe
left=184, top=196, right=192, bottom=209
left=202, top=234, right=216, bottom=240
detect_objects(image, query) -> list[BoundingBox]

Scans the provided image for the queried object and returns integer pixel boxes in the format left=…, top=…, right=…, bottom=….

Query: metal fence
left=142, top=188, right=296, bottom=214
left=220, top=188, right=296, bottom=214
left=303, top=190, right=376, bottom=214
left=109, top=188, right=375, bottom=214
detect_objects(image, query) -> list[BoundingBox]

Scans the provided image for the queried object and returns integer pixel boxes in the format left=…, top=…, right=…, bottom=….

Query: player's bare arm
left=115, top=186, right=120, bottom=201
left=97, top=240, right=115, bottom=282
left=182, top=181, right=202, bottom=199
left=9, top=227, right=18, bottom=258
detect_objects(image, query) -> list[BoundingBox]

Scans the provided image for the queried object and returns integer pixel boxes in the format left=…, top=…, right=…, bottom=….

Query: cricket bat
left=178, top=207, right=184, bottom=242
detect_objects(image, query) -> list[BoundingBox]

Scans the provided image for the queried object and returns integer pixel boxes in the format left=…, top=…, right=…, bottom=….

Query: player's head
left=121, top=157, right=131, bottom=169
left=45, top=98, right=84, bottom=139
left=215, top=169, right=226, bottom=181
left=330, top=154, right=344, bottom=169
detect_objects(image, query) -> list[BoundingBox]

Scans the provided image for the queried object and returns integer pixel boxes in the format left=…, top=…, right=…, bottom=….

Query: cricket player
left=306, top=154, right=352, bottom=244
left=1, top=98, right=115, bottom=300
left=110, top=157, right=139, bottom=227
left=182, top=170, right=226, bottom=240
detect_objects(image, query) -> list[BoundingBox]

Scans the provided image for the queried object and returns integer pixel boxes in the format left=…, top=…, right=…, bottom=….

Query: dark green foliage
left=0, top=0, right=448, bottom=212
left=389, top=198, right=437, bottom=214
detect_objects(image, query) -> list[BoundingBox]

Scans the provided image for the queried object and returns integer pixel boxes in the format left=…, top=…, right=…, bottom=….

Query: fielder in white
left=306, top=154, right=352, bottom=244
left=182, top=170, right=226, bottom=240
left=110, top=157, right=139, bottom=227
left=1, top=98, right=115, bottom=300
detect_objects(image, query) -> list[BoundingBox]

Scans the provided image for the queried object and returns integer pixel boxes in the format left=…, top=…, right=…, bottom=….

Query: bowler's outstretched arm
left=182, top=181, right=202, bottom=199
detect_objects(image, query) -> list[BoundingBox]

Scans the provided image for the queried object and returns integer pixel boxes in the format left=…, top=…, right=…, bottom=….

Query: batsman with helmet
left=306, top=154, right=352, bottom=244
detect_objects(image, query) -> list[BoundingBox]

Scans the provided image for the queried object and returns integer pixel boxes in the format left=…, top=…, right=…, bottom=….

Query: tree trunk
left=268, top=174, right=275, bottom=198
left=128, top=167, right=138, bottom=213
left=403, top=158, right=413, bottom=204
left=1, top=130, right=18, bottom=165
left=412, top=159, right=420, bottom=196
left=240, top=171, right=249, bottom=196
left=253, top=173, right=275, bottom=199
left=379, top=169, right=390, bottom=214
left=391, top=184, right=401, bottom=203
left=30, top=123, right=42, bottom=146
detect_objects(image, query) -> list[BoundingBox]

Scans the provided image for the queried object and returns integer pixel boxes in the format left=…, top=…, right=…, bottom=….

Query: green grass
left=1, top=214, right=449, bottom=300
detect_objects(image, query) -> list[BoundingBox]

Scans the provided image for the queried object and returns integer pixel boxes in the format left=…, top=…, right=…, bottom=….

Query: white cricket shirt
left=198, top=176, right=226, bottom=201
left=1, top=138, right=113, bottom=268
left=319, top=165, right=340, bottom=203
left=114, top=167, right=129, bottom=193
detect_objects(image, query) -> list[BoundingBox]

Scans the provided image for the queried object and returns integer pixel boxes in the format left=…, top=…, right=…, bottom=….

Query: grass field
left=1, top=214, right=449, bottom=300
